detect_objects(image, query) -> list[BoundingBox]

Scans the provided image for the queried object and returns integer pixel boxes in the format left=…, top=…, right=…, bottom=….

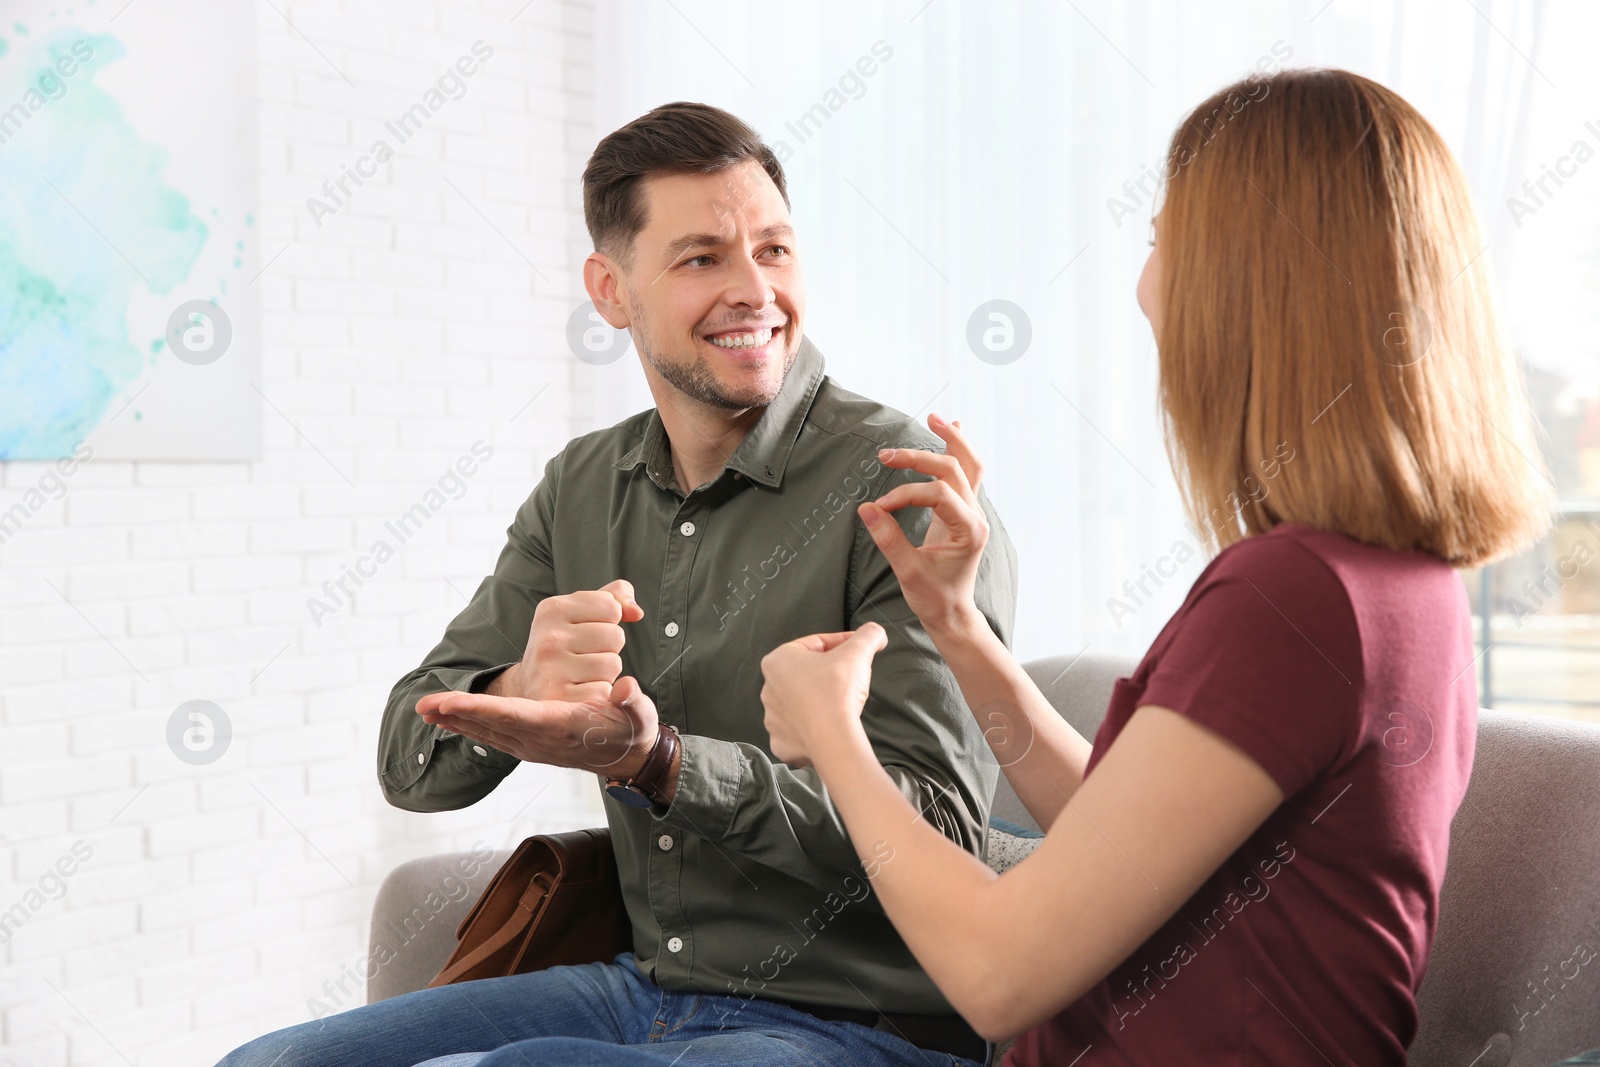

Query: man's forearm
left=654, top=728, right=983, bottom=894
left=483, top=662, right=527, bottom=698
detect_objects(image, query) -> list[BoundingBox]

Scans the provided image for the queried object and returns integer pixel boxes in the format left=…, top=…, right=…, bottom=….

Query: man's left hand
left=415, top=676, right=659, bottom=777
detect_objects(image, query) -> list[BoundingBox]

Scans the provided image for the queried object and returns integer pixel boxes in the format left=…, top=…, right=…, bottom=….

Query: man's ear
left=582, top=252, right=632, bottom=329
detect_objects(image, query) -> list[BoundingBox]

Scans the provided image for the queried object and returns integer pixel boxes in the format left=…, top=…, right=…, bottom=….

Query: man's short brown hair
left=582, top=101, right=788, bottom=265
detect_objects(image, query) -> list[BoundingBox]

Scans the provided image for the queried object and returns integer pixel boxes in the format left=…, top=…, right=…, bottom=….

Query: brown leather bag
left=426, top=827, right=632, bottom=986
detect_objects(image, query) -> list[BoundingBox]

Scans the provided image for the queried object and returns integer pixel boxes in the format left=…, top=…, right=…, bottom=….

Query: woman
left=759, top=69, right=1551, bottom=1064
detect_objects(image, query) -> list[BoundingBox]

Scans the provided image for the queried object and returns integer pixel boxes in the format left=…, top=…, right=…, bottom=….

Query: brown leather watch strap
left=623, top=723, right=679, bottom=809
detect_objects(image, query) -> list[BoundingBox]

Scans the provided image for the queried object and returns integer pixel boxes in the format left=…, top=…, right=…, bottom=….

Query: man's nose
left=722, top=251, right=775, bottom=308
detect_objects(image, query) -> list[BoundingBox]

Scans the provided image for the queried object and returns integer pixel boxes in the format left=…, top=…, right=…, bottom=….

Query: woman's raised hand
left=859, top=413, right=989, bottom=634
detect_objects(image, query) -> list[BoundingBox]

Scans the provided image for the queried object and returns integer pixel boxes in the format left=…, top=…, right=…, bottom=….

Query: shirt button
left=416, top=753, right=425, bottom=765
left=679, top=521, right=696, bottom=537
left=472, top=745, right=487, bottom=756
left=658, top=834, right=674, bottom=850
left=664, top=621, right=679, bottom=637
left=667, top=936, right=684, bottom=953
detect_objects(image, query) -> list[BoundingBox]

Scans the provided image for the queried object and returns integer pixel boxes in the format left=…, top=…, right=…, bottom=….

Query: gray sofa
left=369, top=653, right=1600, bottom=1066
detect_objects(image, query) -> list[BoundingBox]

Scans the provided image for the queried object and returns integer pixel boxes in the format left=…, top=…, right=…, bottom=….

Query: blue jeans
left=214, top=952, right=987, bottom=1067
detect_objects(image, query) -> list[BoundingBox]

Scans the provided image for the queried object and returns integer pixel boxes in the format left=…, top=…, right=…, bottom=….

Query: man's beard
left=633, top=306, right=795, bottom=410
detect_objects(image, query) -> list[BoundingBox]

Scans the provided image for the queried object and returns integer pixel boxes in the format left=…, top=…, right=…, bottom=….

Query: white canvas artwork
left=0, top=0, right=261, bottom=460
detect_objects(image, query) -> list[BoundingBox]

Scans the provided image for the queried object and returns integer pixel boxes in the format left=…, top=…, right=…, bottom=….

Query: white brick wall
left=0, top=2, right=601, bottom=1063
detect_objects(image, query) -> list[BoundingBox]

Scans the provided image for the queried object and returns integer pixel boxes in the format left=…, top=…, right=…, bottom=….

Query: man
left=217, top=102, right=1016, bottom=1067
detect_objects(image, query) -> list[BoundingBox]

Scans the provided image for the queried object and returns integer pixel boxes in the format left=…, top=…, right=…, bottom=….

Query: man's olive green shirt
left=378, top=337, right=1018, bottom=1014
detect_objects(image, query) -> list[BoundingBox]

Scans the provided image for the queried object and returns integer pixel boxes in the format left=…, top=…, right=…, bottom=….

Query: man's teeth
left=708, top=327, right=776, bottom=349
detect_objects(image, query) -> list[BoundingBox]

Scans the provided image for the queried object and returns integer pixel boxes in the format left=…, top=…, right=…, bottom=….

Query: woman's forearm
left=807, top=725, right=1017, bottom=1037
left=928, top=606, right=1095, bottom=829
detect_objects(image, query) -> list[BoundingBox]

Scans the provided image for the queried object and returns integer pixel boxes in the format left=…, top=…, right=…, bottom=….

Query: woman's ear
left=1136, top=244, right=1163, bottom=335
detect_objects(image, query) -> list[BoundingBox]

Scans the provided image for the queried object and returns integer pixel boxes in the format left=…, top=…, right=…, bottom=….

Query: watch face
left=605, top=782, right=654, bottom=809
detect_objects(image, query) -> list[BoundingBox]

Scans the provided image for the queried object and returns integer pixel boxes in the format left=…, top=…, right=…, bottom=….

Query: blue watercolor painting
left=0, top=2, right=259, bottom=460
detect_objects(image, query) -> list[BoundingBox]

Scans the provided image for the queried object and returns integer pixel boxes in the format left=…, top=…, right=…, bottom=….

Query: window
left=1459, top=3, right=1600, bottom=722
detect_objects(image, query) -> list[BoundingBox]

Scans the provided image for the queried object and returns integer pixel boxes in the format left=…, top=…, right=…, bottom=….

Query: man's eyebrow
left=660, top=232, right=724, bottom=263
left=752, top=223, right=794, bottom=243
left=659, top=223, right=795, bottom=264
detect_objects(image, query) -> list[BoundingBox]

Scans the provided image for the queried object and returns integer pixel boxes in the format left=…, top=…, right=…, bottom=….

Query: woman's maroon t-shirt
left=1005, top=523, right=1477, bottom=1066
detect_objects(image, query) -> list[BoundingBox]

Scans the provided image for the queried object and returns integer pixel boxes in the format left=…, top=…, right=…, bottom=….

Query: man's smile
left=703, top=321, right=786, bottom=358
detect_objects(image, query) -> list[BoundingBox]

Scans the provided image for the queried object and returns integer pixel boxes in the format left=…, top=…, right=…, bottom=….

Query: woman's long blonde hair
left=1156, top=67, right=1552, bottom=567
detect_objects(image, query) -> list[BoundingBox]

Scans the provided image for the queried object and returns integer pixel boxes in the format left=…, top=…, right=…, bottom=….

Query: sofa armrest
left=366, top=849, right=511, bottom=1003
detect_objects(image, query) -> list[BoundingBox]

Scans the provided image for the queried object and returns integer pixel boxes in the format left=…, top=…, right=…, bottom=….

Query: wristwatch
left=603, top=724, right=680, bottom=815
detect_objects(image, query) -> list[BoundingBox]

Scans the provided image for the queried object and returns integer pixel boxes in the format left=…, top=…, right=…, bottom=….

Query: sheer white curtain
left=583, top=0, right=1547, bottom=662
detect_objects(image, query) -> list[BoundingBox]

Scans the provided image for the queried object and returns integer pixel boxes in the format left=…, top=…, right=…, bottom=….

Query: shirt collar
left=614, top=335, right=827, bottom=492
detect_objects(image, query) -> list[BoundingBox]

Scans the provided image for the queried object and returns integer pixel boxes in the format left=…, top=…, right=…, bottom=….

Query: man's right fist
left=508, top=579, right=644, bottom=702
